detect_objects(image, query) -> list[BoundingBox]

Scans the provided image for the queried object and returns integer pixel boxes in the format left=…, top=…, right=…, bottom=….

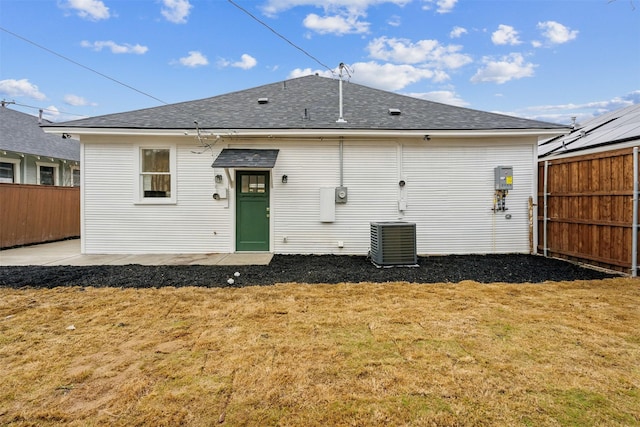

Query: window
left=0, top=162, right=14, bottom=183
left=68, top=164, right=80, bottom=187
left=36, top=161, right=59, bottom=186
left=135, top=145, right=176, bottom=204
left=72, top=168, right=80, bottom=187
left=241, top=174, right=266, bottom=193
left=0, top=158, right=21, bottom=183
left=40, top=166, right=54, bottom=185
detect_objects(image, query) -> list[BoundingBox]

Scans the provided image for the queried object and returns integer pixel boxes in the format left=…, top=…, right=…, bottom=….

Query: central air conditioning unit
left=370, top=221, right=417, bottom=267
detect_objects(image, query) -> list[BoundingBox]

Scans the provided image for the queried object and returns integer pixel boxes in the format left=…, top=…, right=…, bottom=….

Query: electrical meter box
left=335, top=186, right=348, bottom=204
left=494, top=166, right=513, bottom=190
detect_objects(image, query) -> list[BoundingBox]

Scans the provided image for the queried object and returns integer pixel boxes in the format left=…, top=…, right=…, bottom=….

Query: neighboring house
left=43, top=75, right=566, bottom=255
left=538, top=104, right=640, bottom=274
left=0, top=104, right=80, bottom=186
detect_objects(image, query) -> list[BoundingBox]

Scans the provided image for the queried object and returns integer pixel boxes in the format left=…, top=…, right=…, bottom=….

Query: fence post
left=632, top=147, right=638, bottom=277
left=543, top=160, right=549, bottom=257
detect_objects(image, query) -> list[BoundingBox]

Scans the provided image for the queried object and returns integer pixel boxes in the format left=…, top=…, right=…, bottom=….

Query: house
left=538, top=104, right=640, bottom=274
left=0, top=104, right=80, bottom=186
left=42, top=75, right=566, bottom=255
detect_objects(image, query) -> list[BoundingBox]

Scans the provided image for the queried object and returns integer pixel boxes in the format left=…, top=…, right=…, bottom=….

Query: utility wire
left=227, top=0, right=335, bottom=75
left=0, top=26, right=168, bottom=105
left=8, top=101, right=90, bottom=119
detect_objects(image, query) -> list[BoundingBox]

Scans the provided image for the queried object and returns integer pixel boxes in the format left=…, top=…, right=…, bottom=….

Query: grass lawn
left=1, top=278, right=639, bottom=426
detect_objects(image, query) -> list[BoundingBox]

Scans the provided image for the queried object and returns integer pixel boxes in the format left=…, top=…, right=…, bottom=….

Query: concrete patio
left=0, top=240, right=273, bottom=266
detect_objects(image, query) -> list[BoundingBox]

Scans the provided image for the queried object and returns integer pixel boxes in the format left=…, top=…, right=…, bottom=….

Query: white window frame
left=70, top=164, right=80, bottom=187
left=134, top=144, right=177, bottom=204
left=0, top=158, right=21, bottom=183
left=36, top=161, right=59, bottom=186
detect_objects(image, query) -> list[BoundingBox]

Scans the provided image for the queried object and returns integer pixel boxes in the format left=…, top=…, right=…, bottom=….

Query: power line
left=7, top=101, right=90, bottom=119
left=227, top=0, right=335, bottom=75
left=0, top=26, right=168, bottom=105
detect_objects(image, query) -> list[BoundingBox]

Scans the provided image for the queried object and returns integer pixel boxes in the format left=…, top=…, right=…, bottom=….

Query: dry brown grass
left=1, top=278, right=639, bottom=426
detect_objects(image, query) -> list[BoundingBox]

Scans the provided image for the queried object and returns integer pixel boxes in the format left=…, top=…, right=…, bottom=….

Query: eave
left=42, top=127, right=569, bottom=140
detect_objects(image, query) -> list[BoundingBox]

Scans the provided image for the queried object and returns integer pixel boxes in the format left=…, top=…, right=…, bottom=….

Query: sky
left=0, top=0, right=639, bottom=125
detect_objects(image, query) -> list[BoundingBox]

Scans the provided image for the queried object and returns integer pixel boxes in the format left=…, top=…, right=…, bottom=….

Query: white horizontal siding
left=82, top=137, right=228, bottom=254
left=401, top=140, right=534, bottom=254
left=270, top=140, right=398, bottom=254
left=82, top=135, right=535, bottom=255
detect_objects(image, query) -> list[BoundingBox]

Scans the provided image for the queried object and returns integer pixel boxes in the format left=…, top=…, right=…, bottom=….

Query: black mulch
left=0, top=254, right=618, bottom=289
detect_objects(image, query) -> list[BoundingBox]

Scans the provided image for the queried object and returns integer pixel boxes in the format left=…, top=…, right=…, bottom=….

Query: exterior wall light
left=215, top=174, right=223, bottom=183
left=282, top=175, right=288, bottom=183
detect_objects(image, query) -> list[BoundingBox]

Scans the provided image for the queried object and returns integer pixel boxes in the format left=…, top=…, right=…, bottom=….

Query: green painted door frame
left=236, top=171, right=270, bottom=251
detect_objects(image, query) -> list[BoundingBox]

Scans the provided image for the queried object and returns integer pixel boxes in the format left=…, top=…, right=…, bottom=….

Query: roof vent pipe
left=336, top=63, right=348, bottom=124
left=38, top=109, right=43, bottom=124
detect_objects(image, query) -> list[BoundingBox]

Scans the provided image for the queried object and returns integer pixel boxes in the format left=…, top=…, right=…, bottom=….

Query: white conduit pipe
left=543, top=160, right=549, bottom=257
left=339, top=137, right=344, bottom=187
left=632, top=147, right=638, bottom=277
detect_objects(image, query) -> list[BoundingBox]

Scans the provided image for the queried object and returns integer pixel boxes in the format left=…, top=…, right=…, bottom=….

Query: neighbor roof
left=539, top=103, right=640, bottom=158
left=44, top=75, right=565, bottom=132
left=0, top=107, right=80, bottom=161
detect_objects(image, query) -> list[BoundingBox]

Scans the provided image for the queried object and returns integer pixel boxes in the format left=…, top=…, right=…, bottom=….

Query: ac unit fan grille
left=370, top=222, right=417, bottom=266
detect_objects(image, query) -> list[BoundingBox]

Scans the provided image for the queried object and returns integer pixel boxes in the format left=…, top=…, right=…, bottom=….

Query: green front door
left=236, top=171, right=270, bottom=251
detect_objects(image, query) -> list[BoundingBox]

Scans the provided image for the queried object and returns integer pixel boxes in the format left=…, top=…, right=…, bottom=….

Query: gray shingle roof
left=0, top=107, right=80, bottom=161
left=45, top=75, right=565, bottom=132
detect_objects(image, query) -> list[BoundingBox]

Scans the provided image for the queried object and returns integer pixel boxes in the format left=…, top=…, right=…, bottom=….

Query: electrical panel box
left=320, top=187, right=336, bottom=222
left=494, top=166, right=513, bottom=190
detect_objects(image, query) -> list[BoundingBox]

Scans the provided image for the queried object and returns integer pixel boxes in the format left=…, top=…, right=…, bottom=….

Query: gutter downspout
left=543, top=160, right=549, bottom=257
left=632, top=147, right=638, bottom=277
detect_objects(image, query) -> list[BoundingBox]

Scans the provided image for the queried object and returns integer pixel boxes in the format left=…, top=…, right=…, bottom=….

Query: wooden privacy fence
left=537, top=147, right=638, bottom=274
left=0, top=184, right=80, bottom=249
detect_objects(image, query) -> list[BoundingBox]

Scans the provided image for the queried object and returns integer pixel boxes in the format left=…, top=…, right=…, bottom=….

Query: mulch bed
left=0, top=254, right=618, bottom=289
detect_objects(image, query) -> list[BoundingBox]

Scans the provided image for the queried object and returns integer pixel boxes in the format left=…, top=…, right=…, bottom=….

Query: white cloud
left=178, top=51, right=208, bottom=67
left=404, top=90, right=469, bottom=107
left=80, top=40, right=148, bottom=54
left=63, top=94, right=97, bottom=106
left=41, top=105, right=60, bottom=122
left=495, top=91, right=639, bottom=124
left=388, top=15, right=401, bottom=27
left=537, top=21, right=578, bottom=44
left=288, top=68, right=334, bottom=79
left=491, top=24, right=521, bottom=45
left=367, top=36, right=472, bottom=69
left=471, top=53, right=536, bottom=84
left=450, top=26, right=467, bottom=38
left=218, top=54, right=258, bottom=70
left=262, top=0, right=411, bottom=17
left=303, top=12, right=369, bottom=35
left=60, top=0, right=110, bottom=20
left=0, top=79, right=46, bottom=100
left=351, top=62, right=447, bottom=90
left=526, top=90, right=640, bottom=117
left=161, top=0, right=192, bottom=24
left=289, top=62, right=448, bottom=91
left=422, top=0, right=458, bottom=13
left=233, top=54, right=258, bottom=70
